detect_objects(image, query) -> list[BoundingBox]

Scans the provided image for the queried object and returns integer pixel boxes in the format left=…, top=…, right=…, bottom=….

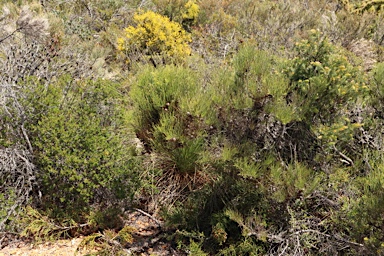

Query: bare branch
left=0, top=147, right=35, bottom=232
left=133, top=208, right=162, bottom=227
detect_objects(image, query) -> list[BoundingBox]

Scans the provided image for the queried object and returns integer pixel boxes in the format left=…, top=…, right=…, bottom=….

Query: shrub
left=130, top=65, right=205, bottom=174
left=282, top=30, right=369, bottom=157
left=153, top=0, right=199, bottom=27
left=370, top=62, right=384, bottom=113
left=27, top=76, right=141, bottom=220
left=181, top=0, right=199, bottom=31
left=232, top=44, right=288, bottom=102
left=182, top=1, right=199, bottom=22
left=117, top=10, right=192, bottom=66
left=333, top=151, right=384, bottom=254
left=286, top=30, right=367, bottom=124
left=130, top=65, right=198, bottom=141
left=153, top=116, right=204, bottom=174
left=152, top=0, right=186, bottom=21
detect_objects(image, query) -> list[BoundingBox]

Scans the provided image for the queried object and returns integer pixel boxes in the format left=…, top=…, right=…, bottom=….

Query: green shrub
left=26, top=76, right=140, bottom=220
left=188, top=240, right=208, bottom=256
left=130, top=65, right=208, bottom=175
left=233, top=45, right=271, bottom=97
left=370, top=62, right=384, bottom=114
left=285, top=30, right=368, bottom=125
left=232, top=44, right=289, bottom=112
left=130, top=65, right=198, bottom=130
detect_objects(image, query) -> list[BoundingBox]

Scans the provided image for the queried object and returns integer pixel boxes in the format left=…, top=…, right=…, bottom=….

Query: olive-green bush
left=285, top=30, right=367, bottom=125
left=26, top=76, right=141, bottom=220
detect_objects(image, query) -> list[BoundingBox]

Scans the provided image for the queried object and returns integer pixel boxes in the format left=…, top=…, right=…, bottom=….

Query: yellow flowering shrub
left=182, top=0, right=199, bottom=22
left=181, top=0, right=200, bottom=31
left=284, top=30, right=368, bottom=150
left=117, top=11, right=192, bottom=64
left=341, top=0, right=384, bottom=13
left=285, top=30, right=368, bottom=124
left=316, top=120, right=363, bottom=146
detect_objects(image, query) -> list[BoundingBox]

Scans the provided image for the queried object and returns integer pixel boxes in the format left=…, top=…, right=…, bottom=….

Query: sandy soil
left=0, top=210, right=185, bottom=256
left=0, top=238, right=86, bottom=256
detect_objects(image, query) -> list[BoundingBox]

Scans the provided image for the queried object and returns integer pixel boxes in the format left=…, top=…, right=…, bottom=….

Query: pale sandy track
left=0, top=238, right=89, bottom=256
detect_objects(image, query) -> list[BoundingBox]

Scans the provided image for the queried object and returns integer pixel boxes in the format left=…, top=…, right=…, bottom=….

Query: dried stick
left=133, top=208, right=162, bottom=227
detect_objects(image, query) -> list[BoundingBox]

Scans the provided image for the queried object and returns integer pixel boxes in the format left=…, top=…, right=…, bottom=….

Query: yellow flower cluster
left=182, top=0, right=200, bottom=21
left=117, top=11, right=192, bottom=61
left=292, top=30, right=368, bottom=107
left=316, top=121, right=362, bottom=146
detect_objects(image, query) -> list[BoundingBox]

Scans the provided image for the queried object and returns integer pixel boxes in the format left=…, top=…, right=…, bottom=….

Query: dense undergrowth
left=2, top=0, right=384, bottom=255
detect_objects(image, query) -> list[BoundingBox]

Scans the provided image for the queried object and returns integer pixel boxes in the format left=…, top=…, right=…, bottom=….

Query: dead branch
left=0, top=147, right=35, bottom=232
left=133, top=208, right=162, bottom=227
